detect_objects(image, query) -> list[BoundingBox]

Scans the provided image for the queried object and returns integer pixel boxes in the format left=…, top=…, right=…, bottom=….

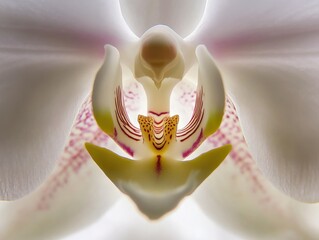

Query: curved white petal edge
left=119, top=0, right=207, bottom=38
left=0, top=0, right=137, bottom=200
left=0, top=0, right=137, bottom=46
left=194, top=101, right=319, bottom=239
left=220, top=55, right=319, bottom=202
left=190, top=0, right=319, bottom=202
left=0, top=52, right=100, bottom=200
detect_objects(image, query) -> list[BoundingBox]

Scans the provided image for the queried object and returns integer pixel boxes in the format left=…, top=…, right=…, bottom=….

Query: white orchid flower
left=1, top=0, right=319, bottom=239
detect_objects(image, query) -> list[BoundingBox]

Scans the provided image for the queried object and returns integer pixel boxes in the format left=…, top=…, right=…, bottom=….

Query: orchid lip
left=86, top=26, right=230, bottom=219
left=85, top=142, right=231, bottom=219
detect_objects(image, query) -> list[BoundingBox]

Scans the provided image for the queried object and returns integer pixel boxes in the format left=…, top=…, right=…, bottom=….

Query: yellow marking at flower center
left=138, top=115, right=179, bottom=153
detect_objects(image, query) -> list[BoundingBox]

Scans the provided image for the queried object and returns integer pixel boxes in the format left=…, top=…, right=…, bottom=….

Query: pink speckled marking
left=123, top=82, right=145, bottom=113
left=37, top=97, right=108, bottom=210
left=170, top=81, right=197, bottom=127
left=204, top=98, right=287, bottom=214
left=208, top=98, right=265, bottom=193
left=37, top=84, right=144, bottom=210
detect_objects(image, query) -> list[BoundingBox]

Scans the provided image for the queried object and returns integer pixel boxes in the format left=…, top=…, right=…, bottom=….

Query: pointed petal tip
left=186, top=144, right=232, bottom=182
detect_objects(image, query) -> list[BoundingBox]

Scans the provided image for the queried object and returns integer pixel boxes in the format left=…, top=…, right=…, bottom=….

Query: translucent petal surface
left=0, top=99, right=120, bottom=240
left=62, top=198, right=243, bottom=240
left=194, top=99, right=319, bottom=240
left=0, top=0, right=136, bottom=48
left=119, top=0, right=207, bottom=38
left=219, top=52, right=319, bottom=202
left=189, top=0, right=319, bottom=51
left=0, top=0, right=135, bottom=200
left=191, top=0, right=319, bottom=201
left=0, top=49, right=99, bottom=200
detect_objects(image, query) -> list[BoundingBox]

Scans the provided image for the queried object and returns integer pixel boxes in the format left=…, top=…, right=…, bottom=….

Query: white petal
left=0, top=52, right=99, bottom=200
left=0, top=31, right=100, bottom=200
left=119, top=0, right=207, bottom=38
left=62, top=198, right=243, bottom=240
left=190, top=0, right=319, bottom=201
left=0, top=99, right=120, bottom=240
left=0, top=0, right=136, bottom=47
left=220, top=46, right=319, bottom=201
left=0, top=0, right=136, bottom=200
left=194, top=100, right=319, bottom=239
left=189, top=0, right=319, bottom=53
left=291, top=202, right=319, bottom=238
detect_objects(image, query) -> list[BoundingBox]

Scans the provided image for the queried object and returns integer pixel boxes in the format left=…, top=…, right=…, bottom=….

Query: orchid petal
left=220, top=54, right=319, bottom=202
left=191, top=0, right=319, bottom=201
left=119, top=0, right=207, bottom=38
left=194, top=100, right=315, bottom=239
left=189, top=0, right=319, bottom=55
left=0, top=0, right=135, bottom=200
left=0, top=0, right=136, bottom=48
left=0, top=99, right=120, bottom=240
left=0, top=49, right=99, bottom=200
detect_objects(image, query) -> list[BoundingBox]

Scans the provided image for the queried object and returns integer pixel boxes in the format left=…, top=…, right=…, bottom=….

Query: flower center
left=86, top=26, right=231, bottom=220
left=138, top=114, right=179, bottom=153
